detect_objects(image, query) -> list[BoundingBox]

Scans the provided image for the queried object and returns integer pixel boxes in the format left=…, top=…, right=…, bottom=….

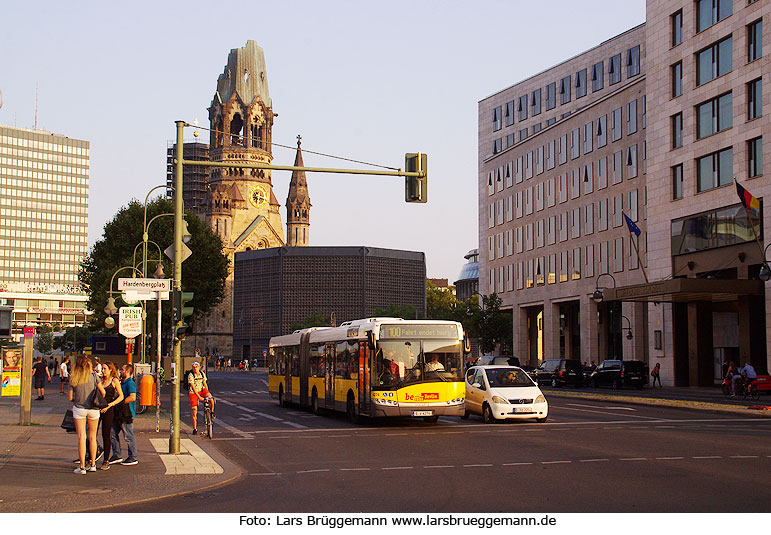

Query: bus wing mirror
left=463, top=336, right=471, bottom=354
left=367, top=332, right=375, bottom=350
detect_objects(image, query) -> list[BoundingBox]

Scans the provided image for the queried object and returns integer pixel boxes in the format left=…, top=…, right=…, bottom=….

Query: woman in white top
left=59, top=356, right=70, bottom=394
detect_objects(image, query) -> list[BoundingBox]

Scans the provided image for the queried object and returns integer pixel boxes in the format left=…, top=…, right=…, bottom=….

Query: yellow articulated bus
left=268, top=317, right=469, bottom=423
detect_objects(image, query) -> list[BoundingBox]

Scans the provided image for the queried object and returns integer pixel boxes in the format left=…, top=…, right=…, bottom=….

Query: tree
left=289, top=311, right=334, bottom=332
left=426, top=280, right=480, bottom=340
left=372, top=303, right=419, bottom=319
left=79, top=197, right=229, bottom=345
left=477, top=294, right=512, bottom=354
left=52, top=326, right=91, bottom=353
left=34, top=324, right=53, bottom=357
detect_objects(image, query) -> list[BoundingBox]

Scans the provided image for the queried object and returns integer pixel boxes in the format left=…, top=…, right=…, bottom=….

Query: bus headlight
left=374, top=397, right=399, bottom=406
left=446, top=397, right=464, bottom=405
left=492, top=395, right=509, bottom=405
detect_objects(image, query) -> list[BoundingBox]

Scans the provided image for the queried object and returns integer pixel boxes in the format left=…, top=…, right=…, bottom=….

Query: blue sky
left=0, top=0, right=645, bottom=279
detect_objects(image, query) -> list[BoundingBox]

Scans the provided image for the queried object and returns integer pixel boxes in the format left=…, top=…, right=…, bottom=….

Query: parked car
left=589, top=359, right=648, bottom=389
left=462, top=365, right=548, bottom=423
left=533, top=359, right=584, bottom=387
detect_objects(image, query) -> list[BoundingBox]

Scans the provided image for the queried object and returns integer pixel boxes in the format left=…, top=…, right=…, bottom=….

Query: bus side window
left=336, top=342, right=348, bottom=379
left=348, top=341, right=358, bottom=380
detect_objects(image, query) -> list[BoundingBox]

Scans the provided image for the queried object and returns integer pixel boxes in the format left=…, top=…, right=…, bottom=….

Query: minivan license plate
left=412, top=411, right=433, bottom=417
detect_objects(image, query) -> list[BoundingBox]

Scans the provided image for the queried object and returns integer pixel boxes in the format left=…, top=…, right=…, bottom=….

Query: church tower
left=285, top=136, right=311, bottom=247
left=194, top=41, right=285, bottom=358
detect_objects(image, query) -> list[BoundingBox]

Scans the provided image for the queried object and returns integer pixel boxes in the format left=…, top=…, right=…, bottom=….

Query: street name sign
left=118, top=307, right=142, bottom=338
left=118, top=278, right=172, bottom=293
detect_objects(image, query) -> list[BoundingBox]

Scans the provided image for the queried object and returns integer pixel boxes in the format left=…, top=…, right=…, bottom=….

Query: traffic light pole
left=170, top=120, right=185, bottom=454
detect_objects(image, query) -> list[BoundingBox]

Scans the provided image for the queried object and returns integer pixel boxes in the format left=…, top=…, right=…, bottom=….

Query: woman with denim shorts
left=68, top=355, right=107, bottom=474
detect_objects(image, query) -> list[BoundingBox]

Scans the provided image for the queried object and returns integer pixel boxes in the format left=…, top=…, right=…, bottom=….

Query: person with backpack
left=187, top=362, right=215, bottom=435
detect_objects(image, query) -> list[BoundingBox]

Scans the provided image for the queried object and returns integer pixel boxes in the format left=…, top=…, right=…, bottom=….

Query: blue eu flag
left=623, top=213, right=641, bottom=237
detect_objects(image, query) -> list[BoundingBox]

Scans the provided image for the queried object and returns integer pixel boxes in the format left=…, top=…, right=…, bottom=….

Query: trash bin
left=139, top=374, right=156, bottom=406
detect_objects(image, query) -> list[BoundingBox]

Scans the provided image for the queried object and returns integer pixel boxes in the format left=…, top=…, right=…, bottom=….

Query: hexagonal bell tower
left=196, top=40, right=285, bottom=359
left=286, top=135, right=311, bottom=247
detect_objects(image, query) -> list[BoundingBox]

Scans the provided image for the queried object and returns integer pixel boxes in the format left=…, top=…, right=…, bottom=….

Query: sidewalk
left=544, top=384, right=771, bottom=416
left=0, top=383, right=241, bottom=513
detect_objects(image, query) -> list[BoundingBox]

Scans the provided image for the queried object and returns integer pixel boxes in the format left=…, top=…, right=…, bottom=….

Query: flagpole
left=623, top=211, right=649, bottom=283
left=734, top=176, right=766, bottom=263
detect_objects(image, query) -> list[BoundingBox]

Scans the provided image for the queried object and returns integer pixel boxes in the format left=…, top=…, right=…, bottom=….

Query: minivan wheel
left=612, top=378, right=622, bottom=390
left=482, top=404, right=496, bottom=424
left=536, top=416, right=548, bottom=423
left=551, top=377, right=559, bottom=388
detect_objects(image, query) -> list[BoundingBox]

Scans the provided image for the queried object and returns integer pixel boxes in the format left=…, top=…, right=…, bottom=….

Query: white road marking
left=503, top=462, right=533, bottom=466
left=555, top=406, right=661, bottom=420
left=251, top=472, right=281, bottom=476
left=255, top=411, right=283, bottom=422
left=424, top=465, right=454, bottom=469
left=579, top=458, right=610, bottom=463
left=567, top=403, right=636, bottom=411
left=340, top=468, right=371, bottom=471
left=730, top=455, right=759, bottom=459
left=656, top=457, right=684, bottom=460
left=620, top=458, right=648, bottom=461
left=542, top=460, right=571, bottom=464
left=693, top=456, right=722, bottom=459
left=212, top=417, right=252, bottom=438
left=463, top=464, right=493, bottom=467
left=297, top=469, right=329, bottom=474
left=284, top=421, right=308, bottom=429
left=382, top=466, right=414, bottom=470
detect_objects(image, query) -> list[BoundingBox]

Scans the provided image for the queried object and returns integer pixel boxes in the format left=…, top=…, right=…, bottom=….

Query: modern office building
left=166, top=141, right=210, bottom=217
left=479, top=25, right=648, bottom=368
left=0, top=126, right=90, bottom=338
left=231, top=246, right=426, bottom=360
left=479, top=0, right=771, bottom=385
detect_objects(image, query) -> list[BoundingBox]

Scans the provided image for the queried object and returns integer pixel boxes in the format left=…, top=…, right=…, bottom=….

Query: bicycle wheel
left=205, top=409, right=213, bottom=439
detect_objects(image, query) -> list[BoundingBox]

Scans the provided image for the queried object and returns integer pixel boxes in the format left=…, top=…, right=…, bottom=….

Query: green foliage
left=34, top=324, right=53, bottom=356
left=52, top=326, right=91, bottom=352
left=372, top=303, right=420, bottom=320
left=290, top=311, right=333, bottom=332
left=477, top=294, right=512, bottom=354
left=79, top=197, right=229, bottom=342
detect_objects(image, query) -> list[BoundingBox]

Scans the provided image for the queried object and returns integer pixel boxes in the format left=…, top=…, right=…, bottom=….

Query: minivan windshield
left=485, top=367, right=535, bottom=387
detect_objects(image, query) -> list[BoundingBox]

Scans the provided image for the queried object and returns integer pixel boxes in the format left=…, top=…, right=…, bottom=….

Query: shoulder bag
left=88, top=374, right=109, bottom=409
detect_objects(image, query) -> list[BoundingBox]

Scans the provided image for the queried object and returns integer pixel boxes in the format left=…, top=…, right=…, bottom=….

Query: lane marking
left=382, top=466, right=414, bottom=471
left=542, top=460, right=571, bottom=464
left=579, top=458, right=610, bottom=463
left=212, top=417, right=252, bottom=438
left=463, top=464, right=494, bottom=468
left=340, top=468, right=371, bottom=471
left=284, top=421, right=309, bottom=429
left=567, top=403, right=636, bottom=411
left=424, top=465, right=454, bottom=469
left=620, top=458, right=648, bottom=461
left=730, top=455, right=759, bottom=459
left=554, top=406, right=661, bottom=420
left=693, top=456, right=722, bottom=459
left=255, top=411, right=283, bottom=422
left=251, top=472, right=281, bottom=476
left=656, top=457, right=684, bottom=460
left=503, top=462, right=533, bottom=466
left=297, top=469, right=329, bottom=474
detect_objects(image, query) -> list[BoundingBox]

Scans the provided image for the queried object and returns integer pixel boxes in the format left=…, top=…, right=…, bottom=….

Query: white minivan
left=463, top=366, right=548, bottom=423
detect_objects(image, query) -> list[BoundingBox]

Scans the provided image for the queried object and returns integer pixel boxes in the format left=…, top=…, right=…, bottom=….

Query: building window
left=547, top=140, right=555, bottom=170
left=519, top=128, right=528, bottom=142
left=532, top=123, right=542, bottom=134
left=697, top=0, right=733, bottom=33
left=492, top=138, right=502, bottom=155
left=506, top=133, right=515, bottom=148
left=571, top=129, right=580, bottom=160
left=584, top=122, right=593, bottom=154
left=576, top=69, right=587, bottom=98
left=560, top=75, right=571, bottom=104
left=627, top=145, right=638, bottom=178
left=626, top=46, right=640, bottom=78
left=697, top=37, right=732, bottom=86
left=559, top=134, right=567, bottom=165
left=696, top=92, right=733, bottom=139
left=748, top=77, right=762, bottom=120
left=518, top=95, right=528, bottom=122
left=591, top=61, right=604, bottom=92
left=672, top=10, right=683, bottom=47
left=596, top=115, right=607, bottom=147
left=672, top=112, right=683, bottom=148
left=611, top=107, right=622, bottom=142
left=627, top=100, right=637, bottom=135
left=585, top=203, right=594, bottom=234
left=492, top=106, right=502, bottom=131
left=613, top=151, right=623, bottom=185
left=598, top=156, right=608, bottom=189
left=672, top=61, right=683, bottom=97
left=672, top=202, right=761, bottom=255
left=609, top=54, right=622, bottom=85
left=546, top=82, right=556, bottom=110
left=504, top=101, right=515, bottom=127
left=748, top=137, right=763, bottom=178
left=697, top=147, right=733, bottom=192
left=614, top=237, right=624, bottom=273
left=598, top=199, right=608, bottom=231
left=546, top=116, right=556, bottom=127
left=673, top=164, right=684, bottom=199
left=584, top=162, right=594, bottom=194
left=748, top=19, right=762, bottom=62
left=531, top=89, right=542, bottom=116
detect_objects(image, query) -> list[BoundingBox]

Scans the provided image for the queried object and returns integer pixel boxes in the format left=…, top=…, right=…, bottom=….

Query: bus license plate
left=412, top=411, right=433, bottom=417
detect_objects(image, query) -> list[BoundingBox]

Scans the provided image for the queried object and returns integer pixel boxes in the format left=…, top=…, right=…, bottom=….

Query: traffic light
left=405, top=152, right=428, bottom=203
left=172, top=290, right=194, bottom=341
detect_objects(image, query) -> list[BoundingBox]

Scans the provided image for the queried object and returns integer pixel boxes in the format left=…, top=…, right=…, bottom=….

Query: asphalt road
left=115, top=371, right=771, bottom=513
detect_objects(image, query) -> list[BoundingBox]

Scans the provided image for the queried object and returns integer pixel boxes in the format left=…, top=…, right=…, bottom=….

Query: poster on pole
left=119, top=307, right=143, bottom=338
left=2, top=348, right=22, bottom=396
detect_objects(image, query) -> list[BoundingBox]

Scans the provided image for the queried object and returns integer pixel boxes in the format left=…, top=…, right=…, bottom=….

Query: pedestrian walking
left=93, top=357, right=102, bottom=377
left=69, top=355, right=106, bottom=474
left=59, top=356, right=70, bottom=394
left=109, top=364, right=138, bottom=466
left=97, top=362, right=124, bottom=470
left=32, top=356, right=51, bottom=400
left=651, top=362, right=662, bottom=387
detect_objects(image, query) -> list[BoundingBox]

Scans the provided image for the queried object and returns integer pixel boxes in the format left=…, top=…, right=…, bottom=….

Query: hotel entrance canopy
left=603, top=278, right=764, bottom=303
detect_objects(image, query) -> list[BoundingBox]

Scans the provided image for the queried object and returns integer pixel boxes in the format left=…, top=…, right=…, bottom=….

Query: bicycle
left=203, top=398, right=214, bottom=438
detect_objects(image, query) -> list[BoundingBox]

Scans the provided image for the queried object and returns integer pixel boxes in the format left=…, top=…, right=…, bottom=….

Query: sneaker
left=107, top=457, right=124, bottom=465
left=192, top=429, right=197, bottom=435
left=87, top=464, right=97, bottom=472
left=121, top=458, right=138, bottom=466
left=40, top=396, right=44, bottom=400
left=99, top=463, right=110, bottom=471
left=74, top=467, right=87, bottom=475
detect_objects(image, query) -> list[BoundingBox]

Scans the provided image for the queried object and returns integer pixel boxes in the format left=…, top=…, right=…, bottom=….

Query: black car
left=589, top=359, right=648, bottom=389
left=533, top=359, right=584, bottom=387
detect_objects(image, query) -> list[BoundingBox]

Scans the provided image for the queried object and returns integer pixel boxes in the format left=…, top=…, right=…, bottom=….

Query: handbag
left=88, top=375, right=109, bottom=409
left=60, top=409, right=76, bottom=433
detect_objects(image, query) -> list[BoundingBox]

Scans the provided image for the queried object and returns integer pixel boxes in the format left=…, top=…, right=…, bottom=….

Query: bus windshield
left=373, top=339, right=463, bottom=390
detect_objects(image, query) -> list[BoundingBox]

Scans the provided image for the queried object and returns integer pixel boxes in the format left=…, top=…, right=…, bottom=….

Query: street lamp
left=592, top=273, right=617, bottom=304
left=621, top=315, right=633, bottom=341
left=759, top=244, right=771, bottom=282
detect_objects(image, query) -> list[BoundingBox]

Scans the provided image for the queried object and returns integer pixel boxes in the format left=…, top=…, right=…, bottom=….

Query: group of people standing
left=68, top=356, right=138, bottom=474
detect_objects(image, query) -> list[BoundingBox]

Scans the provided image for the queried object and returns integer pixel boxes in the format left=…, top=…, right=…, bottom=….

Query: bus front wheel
left=423, top=415, right=439, bottom=423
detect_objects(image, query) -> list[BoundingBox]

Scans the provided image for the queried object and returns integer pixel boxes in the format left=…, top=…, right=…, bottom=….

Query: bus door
left=358, top=342, right=371, bottom=416
left=299, top=333, right=310, bottom=408
left=324, top=343, right=336, bottom=411
left=284, top=347, right=292, bottom=402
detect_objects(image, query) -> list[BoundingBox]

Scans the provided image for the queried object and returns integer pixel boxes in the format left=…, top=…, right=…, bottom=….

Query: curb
left=544, top=390, right=771, bottom=417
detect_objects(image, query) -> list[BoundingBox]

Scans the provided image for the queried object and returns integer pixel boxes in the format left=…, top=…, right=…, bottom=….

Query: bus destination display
left=379, top=324, right=459, bottom=339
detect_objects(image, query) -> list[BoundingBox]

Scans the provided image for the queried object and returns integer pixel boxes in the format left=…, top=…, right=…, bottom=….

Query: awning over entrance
left=603, top=278, right=764, bottom=303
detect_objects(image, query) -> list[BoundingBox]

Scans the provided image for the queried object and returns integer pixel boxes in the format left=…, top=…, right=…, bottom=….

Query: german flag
left=736, top=181, right=760, bottom=211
